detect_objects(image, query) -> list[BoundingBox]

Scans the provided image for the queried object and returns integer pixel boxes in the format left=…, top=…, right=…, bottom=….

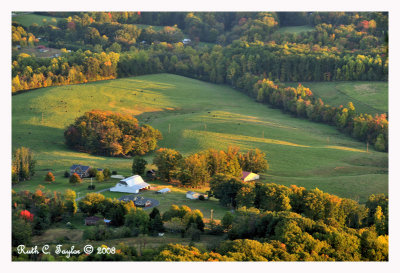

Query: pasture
left=12, top=74, right=388, bottom=203
left=277, top=25, right=314, bottom=34
left=12, top=13, right=58, bottom=27
left=286, top=81, right=388, bottom=115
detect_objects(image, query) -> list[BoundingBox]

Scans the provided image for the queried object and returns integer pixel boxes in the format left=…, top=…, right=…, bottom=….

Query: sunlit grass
left=277, top=25, right=314, bottom=34
left=12, top=73, right=388, bottom=202
left=12, top=13, right=58, bottom=27
left=285, top=81, right=388, bottom=115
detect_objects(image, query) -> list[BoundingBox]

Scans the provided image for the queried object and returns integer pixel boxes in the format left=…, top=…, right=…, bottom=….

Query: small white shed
left=157, top=188, right=171, bottom=194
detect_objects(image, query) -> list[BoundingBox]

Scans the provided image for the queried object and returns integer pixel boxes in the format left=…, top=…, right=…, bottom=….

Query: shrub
left=95, top=171, right=104, bottom=182
left=69, top=173, right=82, bottom=184
left=207, top=220, right=224, bottom=235
left=198, top=195, right=205, bottom=201
left=132, top=156, right=147, bottom=175
left=88, top=168, right=98, bottom=178
left=103, top=168, right=111, bottom=180
left=88, top=185, right=96, bottom=190
left=64, top=170, right=70, bottom=178
left=45, top=172, right=55, bottom=182
left=112, top=170, right=118, bottom=175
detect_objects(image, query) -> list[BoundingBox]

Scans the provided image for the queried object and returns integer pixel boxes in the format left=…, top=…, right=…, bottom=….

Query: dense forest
left=12, top=11, right=388, bottom=92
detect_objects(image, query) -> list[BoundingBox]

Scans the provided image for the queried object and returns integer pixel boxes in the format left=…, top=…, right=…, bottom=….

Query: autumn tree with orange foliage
left=64, top=110, right=162, bottom=157
left=45, top=172, right=55, bottom=182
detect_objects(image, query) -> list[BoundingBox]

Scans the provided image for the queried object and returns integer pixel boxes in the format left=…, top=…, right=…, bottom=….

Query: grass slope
left=12, top=74, right=388, bottom=203
left=286, top=81, right=388, bottom=115
left=277, top=25, right=314, bottom=34
left=12, top=13, right=58, bottom=27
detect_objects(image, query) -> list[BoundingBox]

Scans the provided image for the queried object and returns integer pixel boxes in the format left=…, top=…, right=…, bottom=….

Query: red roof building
left=241, top=171, right=260, bottom=182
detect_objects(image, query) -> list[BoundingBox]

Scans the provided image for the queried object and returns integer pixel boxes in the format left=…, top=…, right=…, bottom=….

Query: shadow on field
left=13, top=123, right=67, bottom=153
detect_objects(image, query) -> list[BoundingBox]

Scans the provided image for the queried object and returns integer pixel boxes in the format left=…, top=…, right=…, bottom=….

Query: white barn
left=110, top=175, right=150, bottom=194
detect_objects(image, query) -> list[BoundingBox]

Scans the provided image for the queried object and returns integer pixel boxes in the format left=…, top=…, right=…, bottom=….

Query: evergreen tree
left=132, top=156, right=147, bottom=175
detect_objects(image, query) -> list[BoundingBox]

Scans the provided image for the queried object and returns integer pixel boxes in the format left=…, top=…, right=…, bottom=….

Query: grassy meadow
left=12, top=13, right=59, bottom=27
left=12, top=73, right=388, bottom=204
left=277, top=25, right=314, bottom=34
left=286, top=81, right=388, bottom=115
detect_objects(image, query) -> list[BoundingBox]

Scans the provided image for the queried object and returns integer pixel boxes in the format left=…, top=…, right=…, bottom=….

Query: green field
left=12, top=13, right=59, bottom=27
left=277, top=25, right=314, bottom=34
left=286, top=81, right=388, bottom=115
left=135, top=24, right=165, bottom=31
left=12, top=74, right=388, bottom=203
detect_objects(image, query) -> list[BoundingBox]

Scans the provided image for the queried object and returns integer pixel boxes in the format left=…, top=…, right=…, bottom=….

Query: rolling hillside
left=286, top=81, right=388, bottom=115
left=12, top=73, right=388, bottom=202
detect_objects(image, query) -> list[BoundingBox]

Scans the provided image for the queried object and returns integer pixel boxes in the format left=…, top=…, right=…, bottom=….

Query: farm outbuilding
left=241, top=171, right=260, bottom=182
left=156, top=188, right=171, bottom=194
left=111, top=174, right=125, bottom=179
left=110, top=175, right=150, bottom=194
left=182, top=38, right=192, bottom=45
left=186, top=191, right=201, bottom=200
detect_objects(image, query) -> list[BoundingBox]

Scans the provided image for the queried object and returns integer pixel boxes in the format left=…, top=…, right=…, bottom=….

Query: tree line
left=30, top=12, right=386, bottom=46
left=252, top=79, right=388, bottom=151
left=12, top=49, right=119, bottom=93
left=209, top=174, right=388, bottom=233
left=152, top=147, right=268, bottom=188
left=116, top=44, right=388, bottom=151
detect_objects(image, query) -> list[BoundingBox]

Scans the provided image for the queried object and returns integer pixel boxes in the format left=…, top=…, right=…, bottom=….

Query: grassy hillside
left=277, top=25, right=314, bottom=34
left=12, top=74, right=388, bottom=203
left=286, top=81, right=388, bottom=115
left=12, top=13, right=58, bottom=27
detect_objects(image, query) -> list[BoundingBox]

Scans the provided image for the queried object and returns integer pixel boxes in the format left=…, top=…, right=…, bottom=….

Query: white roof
left=158, top=188, right=171, bottom=193
left=110, top=175, right=149, bottom=193
left=111, top=175, right=125, bottom=179
left=120, top=175, right=146, bottom=186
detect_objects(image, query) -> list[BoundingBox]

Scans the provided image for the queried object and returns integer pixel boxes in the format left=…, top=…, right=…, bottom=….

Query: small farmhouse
left=110, top=175, right=150, bottom=194
left=134, top=197, right=152, bottom=207
left=70, top=164, right=91, bottom=178
left=241, top=171, right=260, bottom=182
left=186, top=191, right=201, bottom=200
